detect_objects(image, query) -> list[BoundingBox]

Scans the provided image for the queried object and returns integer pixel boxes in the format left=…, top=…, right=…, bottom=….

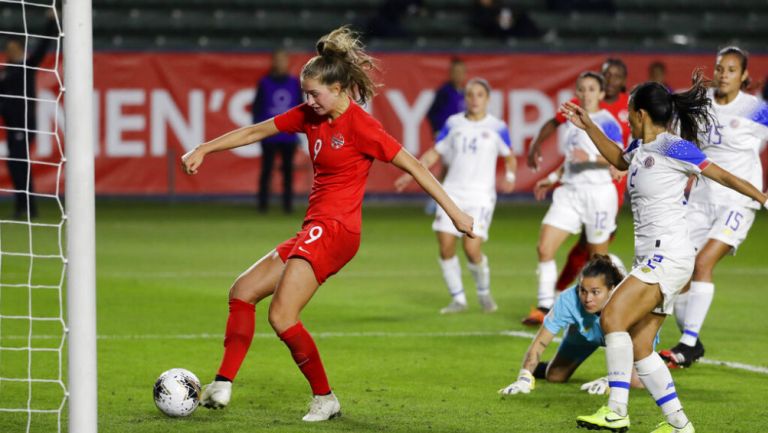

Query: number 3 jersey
left=689, top=90, right=768, bottom=210
left=434, top=113, right=511, bottom=204
left=274, top=101, right=402, bottom=234
left=623, top=132, right=711, bottom=255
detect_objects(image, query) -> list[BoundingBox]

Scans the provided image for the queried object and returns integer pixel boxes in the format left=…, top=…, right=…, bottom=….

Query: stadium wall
left=4, top=52, right=768, bottom=196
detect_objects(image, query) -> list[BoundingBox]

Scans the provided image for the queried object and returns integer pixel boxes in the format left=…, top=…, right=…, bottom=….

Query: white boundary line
left=5, top=330, right=767, bottom=375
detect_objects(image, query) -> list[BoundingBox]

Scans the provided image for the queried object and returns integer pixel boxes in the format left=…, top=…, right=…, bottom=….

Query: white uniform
left=432, top=113, right=511, bottom=240
left=687, top=90, right=768, bottom=253
left=543, top=109, right=623, bottom=243
left=623, top=132, right=711, bottom=314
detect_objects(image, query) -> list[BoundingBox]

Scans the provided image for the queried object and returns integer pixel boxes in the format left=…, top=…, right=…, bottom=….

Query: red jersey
left=555, top=94, right=630, bottom=146
left=274, top=101, right=402, bottom=233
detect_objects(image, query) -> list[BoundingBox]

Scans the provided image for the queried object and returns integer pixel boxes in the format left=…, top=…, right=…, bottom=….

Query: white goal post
left=63, top=0, right=96, bottom=432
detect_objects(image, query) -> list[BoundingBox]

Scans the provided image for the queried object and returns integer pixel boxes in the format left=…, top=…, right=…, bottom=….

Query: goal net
left=0, top=1, right=69, bottom=432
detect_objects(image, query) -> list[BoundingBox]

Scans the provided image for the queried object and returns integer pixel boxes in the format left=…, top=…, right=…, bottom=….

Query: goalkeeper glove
left=580, top=376, right=610, bottom=395
left=498, top=369, right=535, bottom=395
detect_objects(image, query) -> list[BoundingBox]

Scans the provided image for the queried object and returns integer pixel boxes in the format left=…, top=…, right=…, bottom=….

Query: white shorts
left=542, top=183, right=617, bottom=244
left=629, top=249, right=695, bottom=315
left=687, top=201, right=755, bottom=254
left=433, top=197, right=495, bottom=241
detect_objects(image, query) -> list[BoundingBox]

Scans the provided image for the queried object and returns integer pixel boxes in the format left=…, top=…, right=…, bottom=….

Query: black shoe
left=659, top=340, right=705, bottom=368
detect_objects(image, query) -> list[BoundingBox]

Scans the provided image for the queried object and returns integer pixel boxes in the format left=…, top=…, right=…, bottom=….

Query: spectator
left=648, top=61, right=672, bottom=92
left=472, top=0, right=540, bottom=39
left=427, top=58, right=466, bottom=134
left=252, top=49, right=302, bottom=213
left=0, top=13, right=57, bottom=219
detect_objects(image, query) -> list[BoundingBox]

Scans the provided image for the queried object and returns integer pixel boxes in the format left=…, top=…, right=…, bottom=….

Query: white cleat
left=478, top=293, right=498, bottom=313
left=200, top=380, right=232, bottom=409
left=440, top=300, right=468, bottom=314
left=302, top=392, right=341, bottom=422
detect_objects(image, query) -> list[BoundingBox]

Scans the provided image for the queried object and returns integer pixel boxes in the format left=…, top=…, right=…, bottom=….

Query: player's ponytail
left=301, top=26, right=379, bottom=105
left=581, top=254, right=624, bottom=289
left=630, top=70, right=713, bottom=145
left=669, top=70, right=713, bottom=145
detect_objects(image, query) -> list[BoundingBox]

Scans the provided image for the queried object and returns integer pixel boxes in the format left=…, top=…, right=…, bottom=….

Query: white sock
left=673, top=292, right=689, bottom=333
left=537, top=260, right=557, bottom=310
left=439, top=256, right=466, bottom=305
left=605, top=332, right=633, bottom=417
left=680, top=281, right=714, bottom=347
left=467, top=255, right=490, bottom=296
left=635, top=353, right=688, bottom=428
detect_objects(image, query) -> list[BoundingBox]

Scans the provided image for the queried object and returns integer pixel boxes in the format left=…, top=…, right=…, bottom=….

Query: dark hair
left=717, top=46, right=750, bottom=90
left=602, top=57, right=628, bottom=92
left=629, top=70, right=713, bottom=145
left=577, top=71, right=605, bottom=92
left=581, top=254, right=624, bottom=289
left=301, top=26, right=379, bottom=105
left=648, top=61, right=666, bottom=73
left=466, top=77, right=491, bottom=95
left=450, top=57, right=464, bottom=67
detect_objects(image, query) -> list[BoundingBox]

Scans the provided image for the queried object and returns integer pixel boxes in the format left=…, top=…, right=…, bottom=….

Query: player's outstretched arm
left=560, top=102, right=628, bottom=171
left=527, top=118, right=559, bottom=171
left=701, top=163, right=768, bottom=208
left=390, top=149, right=476, bottom=238
left=499, top=327, right=554, bottom=395
left=394, top=148, right=440, bottom=192
left=181, top=119, right=280, bottom=175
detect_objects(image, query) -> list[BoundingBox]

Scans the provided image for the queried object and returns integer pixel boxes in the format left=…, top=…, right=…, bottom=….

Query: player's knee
left=599, top=308, right=626, bottom=334
left=545, top=369, right=570, bottom=383
left=536, top=243, right=553, bottom=261
left=267, top=302, right=296, bottom=332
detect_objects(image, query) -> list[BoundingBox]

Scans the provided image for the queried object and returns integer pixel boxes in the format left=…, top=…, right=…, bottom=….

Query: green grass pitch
left=1, top=201, right=767, bottom=432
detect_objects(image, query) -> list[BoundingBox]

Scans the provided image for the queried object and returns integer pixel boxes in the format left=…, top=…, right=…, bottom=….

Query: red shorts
left=276, top=219, right=361, bottom=284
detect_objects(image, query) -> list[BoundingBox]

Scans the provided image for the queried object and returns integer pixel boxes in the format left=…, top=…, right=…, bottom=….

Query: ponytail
left=301, top=26, right=379, bottom=105
left=669, top=70, right=713, bottom=144
left=630, top=70, right=714, bottom=145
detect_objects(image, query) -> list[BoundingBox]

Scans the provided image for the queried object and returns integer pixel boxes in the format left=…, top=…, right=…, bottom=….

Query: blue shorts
left=555, top=325, right=600, bottom=364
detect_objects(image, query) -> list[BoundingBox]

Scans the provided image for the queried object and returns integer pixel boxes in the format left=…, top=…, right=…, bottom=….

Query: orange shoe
left=521, top=307, right=547, bottom=326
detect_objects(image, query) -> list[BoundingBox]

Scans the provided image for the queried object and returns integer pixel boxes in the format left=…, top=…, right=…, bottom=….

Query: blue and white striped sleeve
left=434, top=123, right=452, bottom=155
left=622, top=139, right=641, bottom=164
left=599, top=116, right=623, bottom=147
left=749, top=101, right=768, bottom=141
left=497, top=124, right=512, bottom=156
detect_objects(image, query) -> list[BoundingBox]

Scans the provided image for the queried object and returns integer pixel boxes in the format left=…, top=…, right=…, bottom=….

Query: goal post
left=63, top=0, right=97, bottom=431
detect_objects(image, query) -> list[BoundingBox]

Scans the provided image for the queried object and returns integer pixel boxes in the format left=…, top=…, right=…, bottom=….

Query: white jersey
left=689, top=90, right=768, bottom=209
left=623, top=132, right=711, bottom=255
left=561, top=109, right=623, bottom=185
left=434, top=113, right=512, bottom=203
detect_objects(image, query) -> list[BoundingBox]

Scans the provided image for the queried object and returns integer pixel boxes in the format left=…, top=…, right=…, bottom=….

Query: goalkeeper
left=499, top=255, right=644, bottom=395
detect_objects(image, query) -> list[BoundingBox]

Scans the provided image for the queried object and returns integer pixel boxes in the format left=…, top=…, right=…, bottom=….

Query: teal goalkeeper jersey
left=542, top=286, right=604, bottom=346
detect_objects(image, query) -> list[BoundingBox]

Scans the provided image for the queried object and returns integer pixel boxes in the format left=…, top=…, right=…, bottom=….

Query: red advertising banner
left=3, top=52, right=768, bottom=195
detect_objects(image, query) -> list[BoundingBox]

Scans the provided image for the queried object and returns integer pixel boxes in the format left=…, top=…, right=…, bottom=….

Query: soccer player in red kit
left=180, top=27, right=474, bottom=422
left=523, top=59, right=630, bottom=326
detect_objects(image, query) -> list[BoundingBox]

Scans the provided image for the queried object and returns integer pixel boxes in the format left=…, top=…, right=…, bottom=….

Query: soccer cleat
left=440, top=300, right=468, bottom=314
left=478, top=293, right=498, bottom=313
left=650, top=421, right=695, bottom=433
left=659, top=340, right=705, bottom=368
left=521, top=307, right=548, bottom=326
left=576, top=405, right=630, bottom=432
left=200, top=380, right=232, bottom=409
left=302, top=392, right=341, bottom=422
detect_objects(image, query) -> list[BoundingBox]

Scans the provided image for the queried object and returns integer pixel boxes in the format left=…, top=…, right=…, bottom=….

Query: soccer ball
left=153, top=368, right=201, bottom=417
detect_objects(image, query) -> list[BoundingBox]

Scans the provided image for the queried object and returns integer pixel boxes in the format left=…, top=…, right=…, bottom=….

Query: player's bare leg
left=269, top=258, right=340, bottom=421
left=202, top=250, right=286, bottom=409
left=524, top=224, right=570, bottom=325
left=463, top=236, right=495, bottom=312
left=663, top=240, right=729, bottom=367
left=436, top=232, right=466, bottom=313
